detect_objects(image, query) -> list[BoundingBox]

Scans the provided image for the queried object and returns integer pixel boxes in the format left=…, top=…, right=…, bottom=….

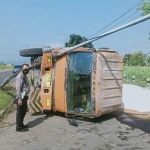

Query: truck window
left=67, top=52, right=93, bottom=114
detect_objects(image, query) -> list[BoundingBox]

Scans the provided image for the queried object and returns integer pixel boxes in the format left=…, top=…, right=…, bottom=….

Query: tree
left=137, top=0, right=150, bottom=39
left=65, top=34, right=94, bottom=48
left=146, top=55, right=150, bottom=66
left=137, top=0, right=150, bottom=16
left=123, top=51, right=146, bottom=66
left=123, top=53, right=132, bottom=65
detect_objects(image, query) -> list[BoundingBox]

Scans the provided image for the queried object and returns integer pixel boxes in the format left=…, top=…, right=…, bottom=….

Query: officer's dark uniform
left=15, top=72, right=30, bottom=131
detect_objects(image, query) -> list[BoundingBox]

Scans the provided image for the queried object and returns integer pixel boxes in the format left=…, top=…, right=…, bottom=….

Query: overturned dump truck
left=20, top=47, right=123, bottom=117
left=1, top=13, right=150, bottom=118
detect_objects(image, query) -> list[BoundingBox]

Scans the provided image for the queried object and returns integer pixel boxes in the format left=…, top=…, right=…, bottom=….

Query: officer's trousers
left=16, top=96, right=28, bottom=127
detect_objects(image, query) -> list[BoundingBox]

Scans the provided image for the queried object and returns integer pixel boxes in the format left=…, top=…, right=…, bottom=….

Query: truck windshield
left=67, top=52, right=93, bottom=114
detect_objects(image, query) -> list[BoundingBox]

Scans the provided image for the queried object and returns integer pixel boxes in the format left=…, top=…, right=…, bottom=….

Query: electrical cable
left=87, top=0, right=144, bottom=39
left=100, top=14, right=141, bottom=35
left=118, top=40, right=150, bottom=51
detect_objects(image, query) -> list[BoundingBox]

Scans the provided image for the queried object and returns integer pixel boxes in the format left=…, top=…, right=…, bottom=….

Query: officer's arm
left=16, top=77, right=22, bottom=100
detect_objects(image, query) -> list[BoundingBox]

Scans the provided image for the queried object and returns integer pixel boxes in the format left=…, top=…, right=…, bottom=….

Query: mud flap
left=28, top=88, right=43, bottom=115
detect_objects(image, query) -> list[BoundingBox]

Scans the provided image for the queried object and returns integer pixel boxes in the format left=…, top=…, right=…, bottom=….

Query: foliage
left=123, top=66, right=150, bottom=87
left=123, top=51, right=147, bottom=66
left=137, top=0, right=150, bottom=39
left=137, top=0, right=150, bottom=16
left=123, top=51, right=150, bottom=87
left=65, top=34, right=94, bottom=48
left=130, top=51, right=146, bottom=66
left=123, top=53, right=132, bottom=65
left=0, top=90, right=15, bottom=111
left=146, top=55, right=150, bottom=66
left=0, top=65, right=13, bottom=70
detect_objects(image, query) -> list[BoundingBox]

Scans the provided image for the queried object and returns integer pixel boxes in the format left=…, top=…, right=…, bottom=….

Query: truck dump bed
left=94, top=50, right=123, bottom=116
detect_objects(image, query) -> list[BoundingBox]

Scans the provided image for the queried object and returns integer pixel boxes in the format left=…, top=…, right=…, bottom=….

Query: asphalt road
left=0, top=69, right=40, bottom=86
left=0, top=110, right=150, bottom=150
left=0, top=70, right=150, bottom=150
left=0, top=70, right=13, bottom=84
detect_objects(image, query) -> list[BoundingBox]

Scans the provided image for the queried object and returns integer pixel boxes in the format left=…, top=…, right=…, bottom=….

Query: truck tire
left=20, top=48, right=43, bottom=57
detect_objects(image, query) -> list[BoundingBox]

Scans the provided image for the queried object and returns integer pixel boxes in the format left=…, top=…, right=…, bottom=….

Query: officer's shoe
left=22, top=124, right=28, bottom=128
left=16, top=127, right=28, bottom=132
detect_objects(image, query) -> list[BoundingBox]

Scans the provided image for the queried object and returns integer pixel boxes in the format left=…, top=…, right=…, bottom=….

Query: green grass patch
left=0, top=90, right=15, bottom=111
left=0, top=65, right=13, bottom=70
left=123, top=66, right=150, bottom=87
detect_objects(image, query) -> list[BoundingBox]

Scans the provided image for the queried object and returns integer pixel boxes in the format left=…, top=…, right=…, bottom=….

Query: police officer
left=15, top=64, right=30, bottom=132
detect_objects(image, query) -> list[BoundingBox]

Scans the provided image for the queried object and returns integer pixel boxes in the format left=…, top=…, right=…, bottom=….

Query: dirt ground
left=0, top=108, right=150, bottom=150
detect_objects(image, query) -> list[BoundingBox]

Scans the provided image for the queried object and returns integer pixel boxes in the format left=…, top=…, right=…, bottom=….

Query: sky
left=0, top=0, right=149, bottom=65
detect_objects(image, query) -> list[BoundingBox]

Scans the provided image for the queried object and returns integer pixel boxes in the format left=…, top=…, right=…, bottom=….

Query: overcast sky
left=0, top=0, right=149, bottom=64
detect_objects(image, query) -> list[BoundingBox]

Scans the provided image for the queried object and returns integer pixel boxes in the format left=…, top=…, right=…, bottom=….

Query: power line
left=87, top=0, right=144, bottom=39
left=118, top=40, right=150, bottom=51
left=100, top=13, right=141, bottom=35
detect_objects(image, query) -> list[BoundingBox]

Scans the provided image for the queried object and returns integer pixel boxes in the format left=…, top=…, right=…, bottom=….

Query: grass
left=123, top=66, right=150, bottom=87
left=0, top=65, right=13, bottom=70
left=0, top=89, right=15, bottom=111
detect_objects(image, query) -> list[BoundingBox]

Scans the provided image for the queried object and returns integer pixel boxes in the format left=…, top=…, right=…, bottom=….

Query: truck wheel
left=20, top=48, right=43, bottom=57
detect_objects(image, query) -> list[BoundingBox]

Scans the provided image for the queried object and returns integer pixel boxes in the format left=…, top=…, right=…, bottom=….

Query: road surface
left=0, top=109, right=150, bottom=150
left=0, top=70, right=13, bottom=84
left=0, top=70, right=150, bottom=150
